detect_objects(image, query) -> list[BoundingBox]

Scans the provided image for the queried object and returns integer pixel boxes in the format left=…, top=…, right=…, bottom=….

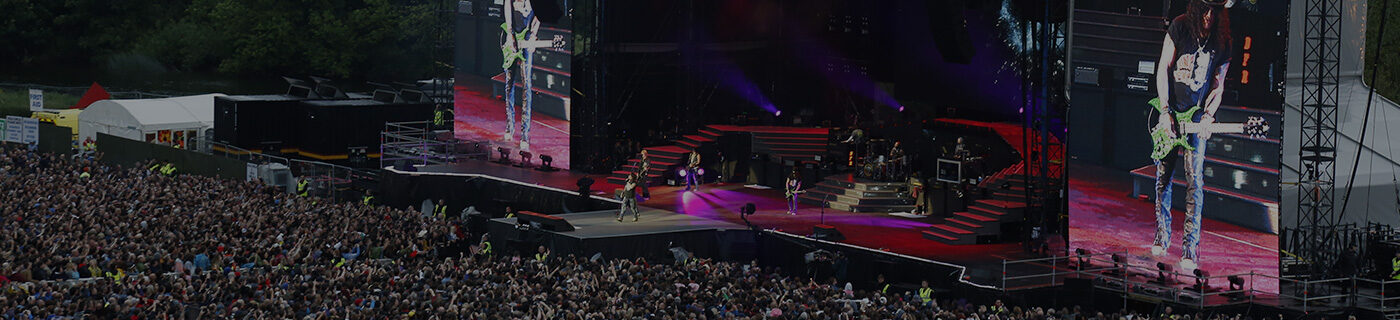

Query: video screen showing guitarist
left=502, top=0, right=547, bottom=152
left=1151, top=0, right=1232, bottom=272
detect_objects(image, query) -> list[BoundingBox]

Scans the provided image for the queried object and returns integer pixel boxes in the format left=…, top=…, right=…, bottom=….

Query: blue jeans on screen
left=1153, top=132, right=1206, bottom=261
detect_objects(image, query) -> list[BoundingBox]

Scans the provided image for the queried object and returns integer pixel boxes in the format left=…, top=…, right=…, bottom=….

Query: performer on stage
left=502, top=0, right=541, bottom=151
left=618, top=173, right=640, bottom=222
left=1151, top=0, right=1232, bottom=272
left=785, top=169, right=803, bottom=215
left=889, top=141, right=906, bottom=180
left=635, top=150, right=651, bottom=199
left=685, top=151, right=702, bottom=192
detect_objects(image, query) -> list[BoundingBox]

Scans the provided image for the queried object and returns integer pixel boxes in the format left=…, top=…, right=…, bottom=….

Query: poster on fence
left=21, top=118, right=39, bottom=144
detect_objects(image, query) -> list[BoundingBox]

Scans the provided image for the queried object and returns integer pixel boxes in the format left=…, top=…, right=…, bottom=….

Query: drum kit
left=857, top=139, right=906, bottom=181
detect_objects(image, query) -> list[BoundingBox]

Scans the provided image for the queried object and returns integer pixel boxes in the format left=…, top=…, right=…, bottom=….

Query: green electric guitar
left=500, top=24, right=566, bottom=69
left=1148, top=98, right=1269, bottom=160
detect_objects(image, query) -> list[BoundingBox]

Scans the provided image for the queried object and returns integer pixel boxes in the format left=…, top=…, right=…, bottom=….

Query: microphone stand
left=821, top=193, right=832, bottom=225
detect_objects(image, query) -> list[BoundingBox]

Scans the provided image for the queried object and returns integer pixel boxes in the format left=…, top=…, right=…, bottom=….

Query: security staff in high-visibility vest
left=535, top=245, right=550, bottom=262
left=477, top=234, right=493, bottom=256
left=433, top=199, right=448, bottom=219
left=296, top=178, right=310, bottom=197
left=433, top=105, right=448, bottom=128
left=1391, top=251, right=1400, bottom=280
left=874, top=274, right=890, bottom=295
left=917, top=280, right=934, bottom=306
left=361, top=190, right=375, bottom=206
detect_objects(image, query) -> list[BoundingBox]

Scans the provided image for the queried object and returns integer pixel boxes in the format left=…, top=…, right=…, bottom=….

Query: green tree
left=1365, top=0, right=1399, bottom=102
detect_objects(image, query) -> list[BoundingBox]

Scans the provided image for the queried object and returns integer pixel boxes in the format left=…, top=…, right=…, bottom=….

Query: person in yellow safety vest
left=478, top=234, right=493, bottom=256
left=79, top=167, right=91, bottom=179
left=917, top=280, right=934, bottom=306
left=296, top=178, right=310, bottom=197
left=361, top=190, right=375, bottom=205
left=990, top=299, right=1008, bottom=314
left=535, top=246, right=549, bottom=262
left=1391, top=251, right=1400, bottom=280
left=82, top=140, right=96, bottom=153
left=104, top=268, right=125, bottom=284
left=434, top=199, right=448, bottom=219
left=875, top=274, right=890, bottom=295
left=433, top=107, right=446, bottom=127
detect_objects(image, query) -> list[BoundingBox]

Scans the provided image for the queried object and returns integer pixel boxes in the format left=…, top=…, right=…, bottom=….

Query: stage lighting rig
left=1190, top=269, right=1211, bottom=292
left=1154, top=262, right=1175, bottom=285
left=1073, top=248, right=1090, bottom=270
left=518, top=151, right=533, bottom=168
left=538, top=155, right=558, bottom=172
left=497, top=147, right=511, bottom=164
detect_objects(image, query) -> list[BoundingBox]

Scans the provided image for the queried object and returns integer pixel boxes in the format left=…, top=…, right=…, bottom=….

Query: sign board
left=29, top=89, right=43, bottom=112
left=1137, top=60, right=1156, bottom=74
left=21, top=118, right=39, bottom=144
left=246, top=163, right=259, bottom=182
left=4, top=116, right=24, bottom=143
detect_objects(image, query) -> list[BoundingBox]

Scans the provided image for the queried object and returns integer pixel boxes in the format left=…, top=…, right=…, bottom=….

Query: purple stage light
left=898, top=106, right=905, bottom=112
left=774, top=110, right=782, bottom=116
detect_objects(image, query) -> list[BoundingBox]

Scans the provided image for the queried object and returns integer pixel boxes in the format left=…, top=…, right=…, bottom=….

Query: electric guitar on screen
left=501, top=29, right=566, bottom=69
left=1147, top=98, right=1270, bottom=160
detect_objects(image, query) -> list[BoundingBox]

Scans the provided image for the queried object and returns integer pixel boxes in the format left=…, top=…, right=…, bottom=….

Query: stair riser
left=923, top=230, right=975, bottom=245
left=970, top=206, right=1023, bottom=221
left=1150, top=160, right=1279, bottom=200
left=1205, top=134, right=1281, bottom=168
left=1130, top=172, right=1278, bottom=234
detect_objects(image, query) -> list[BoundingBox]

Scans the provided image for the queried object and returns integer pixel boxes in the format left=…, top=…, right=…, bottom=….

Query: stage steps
left=706, top=125, right=831, bottom=164
left=1127, top=105, right=1281, bottom=234
left=924, top=159, right=1061, bottom=245
left=607, top=143, right=712, bottom=187
left=797, top=174, right=916, bottom=213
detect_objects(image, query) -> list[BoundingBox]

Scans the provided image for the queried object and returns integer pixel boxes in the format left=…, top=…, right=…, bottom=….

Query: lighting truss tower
left=1020, top=2, right=1067, bottom=243
left=1294, top=0, right=1342, bottom=273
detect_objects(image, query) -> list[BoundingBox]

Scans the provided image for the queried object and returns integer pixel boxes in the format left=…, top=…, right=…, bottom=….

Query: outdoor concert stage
left=383, top=157, right=1038, bottom=286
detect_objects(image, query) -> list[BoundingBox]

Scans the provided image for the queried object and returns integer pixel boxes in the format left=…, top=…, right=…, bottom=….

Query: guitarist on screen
left=501, top=0, right=563, bottom=152
left=1150, top=0, right=1233, bottom=272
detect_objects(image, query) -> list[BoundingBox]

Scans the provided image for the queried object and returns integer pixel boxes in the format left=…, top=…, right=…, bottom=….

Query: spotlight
left=1191, top=269, right=1210, bottom=291
left=1106, top=254, right=1125, bottom=276
left=697, top=168, right=705, bottom=176
left=497, top=147, right=511, bottom=164
left=774, top=110, right=782, bottom=116
left=576, top=177, right=595, bottom=197
left=518, top=151, right=533, bottom=168
left=1074, top=248, right=1090, bottom=270
left=898, top=106, right=906, bottom=112
left=1225, top=275, right=1248, bottom=301
left=538, top=155, right=557, bottom=171
left=1155, top=262, right=1174, bottom=284
left=678, top=168, right=688, bottom=177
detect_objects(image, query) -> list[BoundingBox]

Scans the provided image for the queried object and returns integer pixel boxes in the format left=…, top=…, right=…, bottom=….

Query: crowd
left=0, top=145, right=1290, bottom=319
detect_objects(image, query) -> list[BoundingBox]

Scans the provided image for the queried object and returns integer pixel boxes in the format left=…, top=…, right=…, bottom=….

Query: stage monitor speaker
left=927, top=0, right=975, bottom=64
left=528, top=0, right=564, bottom=23
left=516, top=211, right=575, bottom=232
left=813, top=224, right=845, bottom=242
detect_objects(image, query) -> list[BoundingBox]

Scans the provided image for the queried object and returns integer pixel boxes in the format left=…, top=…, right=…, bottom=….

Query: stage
left=384, top=157, right=1039, bottom=287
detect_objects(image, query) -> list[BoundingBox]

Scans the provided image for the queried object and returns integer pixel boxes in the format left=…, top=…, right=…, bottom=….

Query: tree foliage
left=1365, top=0, right=1399, bottom=102
left=0, top=0, right=439, bottom=80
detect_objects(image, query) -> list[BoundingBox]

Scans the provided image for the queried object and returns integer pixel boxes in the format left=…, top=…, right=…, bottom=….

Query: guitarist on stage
left=785, top=169, right=803, bottom=215
left=685, top=151, right=702, bottom=192
left=1151, top=0, right=1233, bottom=272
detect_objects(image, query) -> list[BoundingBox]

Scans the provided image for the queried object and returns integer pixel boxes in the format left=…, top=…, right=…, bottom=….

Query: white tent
left=79, top=94, right=225, bottom=146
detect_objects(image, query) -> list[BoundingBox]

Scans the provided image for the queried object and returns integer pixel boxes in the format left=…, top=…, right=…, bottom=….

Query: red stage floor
left=1068, top=162, right=1280, bottom=293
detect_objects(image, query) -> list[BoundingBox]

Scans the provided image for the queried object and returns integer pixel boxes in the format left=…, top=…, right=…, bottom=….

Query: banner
left=21, top=118, right=38, bottom=144
left=4, top=116, right=24, bottom=143
left=29, top=89, right=43, bottom=112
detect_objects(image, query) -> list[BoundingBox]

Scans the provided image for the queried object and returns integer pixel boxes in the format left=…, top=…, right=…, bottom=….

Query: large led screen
left=456, top=0, right=573, bottom=169
left=1068, top=0, right=1288, bottom=293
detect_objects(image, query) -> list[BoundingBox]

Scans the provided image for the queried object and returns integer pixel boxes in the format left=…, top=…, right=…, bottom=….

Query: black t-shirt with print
left=1165, top=15, right=1232, bottom=114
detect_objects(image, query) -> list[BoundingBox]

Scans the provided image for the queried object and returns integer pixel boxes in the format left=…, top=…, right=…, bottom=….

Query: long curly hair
left=1181, top=0, right=1232, bottom=51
